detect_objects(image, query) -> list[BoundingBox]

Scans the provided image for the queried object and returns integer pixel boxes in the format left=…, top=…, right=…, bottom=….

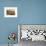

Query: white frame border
left=18, top=25, right=21, bottom=43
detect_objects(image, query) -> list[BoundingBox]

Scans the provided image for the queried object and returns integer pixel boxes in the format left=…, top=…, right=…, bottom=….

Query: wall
left=0, top=0, right=46, bottom=44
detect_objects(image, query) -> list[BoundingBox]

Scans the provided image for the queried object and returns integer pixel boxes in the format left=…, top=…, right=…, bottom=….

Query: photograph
left=18, top=24, right=46, bottom=46
left=4, top=7, right=18, bottom=17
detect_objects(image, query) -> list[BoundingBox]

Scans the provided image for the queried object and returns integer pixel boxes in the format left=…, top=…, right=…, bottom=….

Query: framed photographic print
left=4, top=7, right=18, bottom=18
left=18, top=24, right=46, bottom=42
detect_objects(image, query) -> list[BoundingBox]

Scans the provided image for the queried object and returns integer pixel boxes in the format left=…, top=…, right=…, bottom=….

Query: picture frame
left=18, top=24, right=46, bottom=42
left=4, top=7, right=18, bottom=18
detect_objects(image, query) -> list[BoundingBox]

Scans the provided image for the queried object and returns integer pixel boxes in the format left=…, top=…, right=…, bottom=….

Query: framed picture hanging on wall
left=4, top=7, right=18, bottom=18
